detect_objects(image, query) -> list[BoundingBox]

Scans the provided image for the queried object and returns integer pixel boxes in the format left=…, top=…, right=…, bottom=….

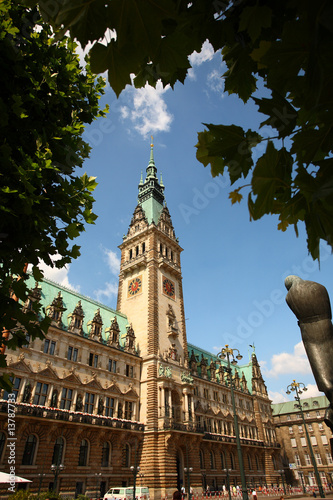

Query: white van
left=103, top=486, right=149, bottom=500
left=104, top=487, right=134, bottom=500
left=134, top=487, right=150, bottom=500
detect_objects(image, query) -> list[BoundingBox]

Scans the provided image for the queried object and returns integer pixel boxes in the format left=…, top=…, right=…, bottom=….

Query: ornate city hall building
left=0, top=147, right=281, bottom=498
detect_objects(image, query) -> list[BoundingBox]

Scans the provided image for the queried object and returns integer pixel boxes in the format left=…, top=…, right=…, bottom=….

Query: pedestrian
left=252, top=489, right=257, bottom=500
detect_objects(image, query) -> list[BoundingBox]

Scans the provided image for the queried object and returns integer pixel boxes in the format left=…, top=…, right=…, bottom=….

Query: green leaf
left=239, top=4, right=272, bottom=42
left=250, top=142, right=293, bottom=218
left=197, top=124, right=261, bottom=183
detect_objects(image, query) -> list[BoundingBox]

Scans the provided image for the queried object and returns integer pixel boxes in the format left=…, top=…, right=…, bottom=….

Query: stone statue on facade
left=285, top=275, right=333, bottom=430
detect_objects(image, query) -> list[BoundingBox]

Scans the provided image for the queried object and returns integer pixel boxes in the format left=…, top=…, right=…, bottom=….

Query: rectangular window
left=89, top=353, right=98, bottom=367
left=108, top=359, right=117, bottom=372
left=301, top=437, right=306, bottom=446
left=105, top=397, right=114, bottom=417
left=315, top=453, right=322, bottom=465
left=33, top=382, right=48, bottom=405
left=295, top=454, right=301, bottom=466
left=67, top=346, right=78, bottom=361
left=308, top=424, right=313, bottom=432
left=326, top=453, right=333, bottom=464
left=124, top=401, right=133, bottom=420
left=289, top=426, right=293, bottom=434
left=322, top=435, right=328, bottom=445
left=311, top=436, right=317, bottom=446
left=318, top=423, right=324, bottom=431
left=291, top=438, right=297, bottom=447
left=84, top=393, right=95, bottom=413
left=125, top=364, right=133, bottom=377
left=3, top=377, right=21, bottom=401
left=44, top=339, right=56, bottom=355
left=298, top=425, right=303, bottom=433
left=305, top=454, right=311, bottom=465
left=287, top=415, right=291, bottom=420
left=60, top=388, right=73, bottom=410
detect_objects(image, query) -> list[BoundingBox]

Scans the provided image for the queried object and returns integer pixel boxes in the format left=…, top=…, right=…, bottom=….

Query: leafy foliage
left=0, top=0, right=107, bottom=387
left=22, top=0, right=333, bottom=260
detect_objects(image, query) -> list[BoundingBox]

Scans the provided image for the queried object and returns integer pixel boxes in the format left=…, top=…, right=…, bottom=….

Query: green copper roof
left=271, top=395, right=329, bottom=416
left=26, top=275, right=130, bottom=347
left=138, top=144, right=165, bottom=225
left=187, top=343, right=253, bottom=393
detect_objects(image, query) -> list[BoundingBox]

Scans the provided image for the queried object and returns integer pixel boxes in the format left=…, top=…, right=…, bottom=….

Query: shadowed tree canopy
left=22, top=0, right=333, bottom=260
left=0, top=0, right=107, bottom=388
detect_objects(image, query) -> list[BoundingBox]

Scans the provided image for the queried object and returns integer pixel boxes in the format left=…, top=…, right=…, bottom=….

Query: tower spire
left=137, top=140, right=165, bottom=224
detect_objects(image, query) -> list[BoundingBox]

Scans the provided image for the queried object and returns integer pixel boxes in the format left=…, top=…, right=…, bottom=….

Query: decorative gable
left=68, top=301, right=85, bottom=335
left=124, top=324, right=136, bottom=353
left=87, top=309, right=103, bottom=341
left=106, top=316, right=120, bottom=347
left=126, top=204, right=149, bottom=238
left=47, top=291, right=66, bottom=328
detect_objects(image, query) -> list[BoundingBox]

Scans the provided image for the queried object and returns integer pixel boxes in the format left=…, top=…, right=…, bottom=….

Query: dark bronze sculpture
left=285, top=275, right=333, bottom=431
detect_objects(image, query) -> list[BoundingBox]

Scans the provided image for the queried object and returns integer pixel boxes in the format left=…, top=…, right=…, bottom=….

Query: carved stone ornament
left=88, top=308, right=103, bottom=341
left=68, top=300, right=85, bottom=335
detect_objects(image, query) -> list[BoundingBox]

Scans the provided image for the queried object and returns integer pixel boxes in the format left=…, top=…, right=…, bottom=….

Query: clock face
left=163, top=277, right=175, bottom=298
left=128, top=276, right=142, bottom=297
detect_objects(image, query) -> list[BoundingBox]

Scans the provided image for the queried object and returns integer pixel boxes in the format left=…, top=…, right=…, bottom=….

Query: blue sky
left=41, top=42, right=333, bottom=404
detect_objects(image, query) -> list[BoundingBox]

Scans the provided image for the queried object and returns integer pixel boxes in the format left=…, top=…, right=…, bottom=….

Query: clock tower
left=117, top=142, right=188, bottom=428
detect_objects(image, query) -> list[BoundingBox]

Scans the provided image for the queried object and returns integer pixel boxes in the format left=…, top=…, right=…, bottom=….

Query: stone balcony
left=0, top=400, right=144, bottom=431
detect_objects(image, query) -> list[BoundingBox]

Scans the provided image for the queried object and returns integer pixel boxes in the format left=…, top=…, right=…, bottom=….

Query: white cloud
left=189, top=40, right=215, bottom=67
left=101, top=246, right=120, bottom=275
left=121, top=80, right=173, bottom=138
left=207, top=69, right=225, bottom=95
left=302, top=383, right=322, bottom=399
left=268, top=390, right=289, bottom=404
left=263, top=341, right=312, bottom=378
left=34, top=260, right=80, bottom=292
left=94, top=282, right=118, bottom=303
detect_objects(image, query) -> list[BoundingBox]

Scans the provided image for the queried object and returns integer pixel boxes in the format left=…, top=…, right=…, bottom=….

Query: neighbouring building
left=0, top=146, right=281, bottom=499
left=272, top=396, right=333, bottom=488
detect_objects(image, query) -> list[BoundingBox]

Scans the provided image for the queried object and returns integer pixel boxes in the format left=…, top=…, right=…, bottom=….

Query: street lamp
left=218, top=345, right=248, bottom=500
left=278, top=470, right=286, bottom=495
left=286, top=380, right=325, bottom=498
left=138, top=472, right=145, bottom=487
left=50, top=463, right=64, bottom=494
left=223, top=468, right=232, bottom=500
left=184, top=467, right=193, bottom=500
left=37, top=473, right=45, bottom=498
left=95, top=472, right=102, bottom=500
left=130, top=465, right=140, bottom=500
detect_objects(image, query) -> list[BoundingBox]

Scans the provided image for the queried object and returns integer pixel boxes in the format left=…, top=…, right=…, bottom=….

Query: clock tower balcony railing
left=158, top=255, right=181, bottom=275
left=122, top=253, right=147, bottom=273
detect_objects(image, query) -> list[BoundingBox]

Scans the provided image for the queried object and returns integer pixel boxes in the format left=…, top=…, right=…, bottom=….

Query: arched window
left=124, top=443, right=131, bottom=468
left=220, top=451, right=225, bottom=469
left=255, top=455, right=260, bottom=470
left=230, top=452, right=235, bottom=470
left=0, top=432, right=6, bottom=462
left=78, top=439, right=89, bottom=466
left=210, top=451, right=215, bottom=469
left=247, top=454, right=252, bottom=470
left=52, top=437, right=64, bottom=466
left=199, top=449, right=205, bottom=469
left=22, top=435, right=37, bottom=465
left=101, top=442, right=110, bottom=467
